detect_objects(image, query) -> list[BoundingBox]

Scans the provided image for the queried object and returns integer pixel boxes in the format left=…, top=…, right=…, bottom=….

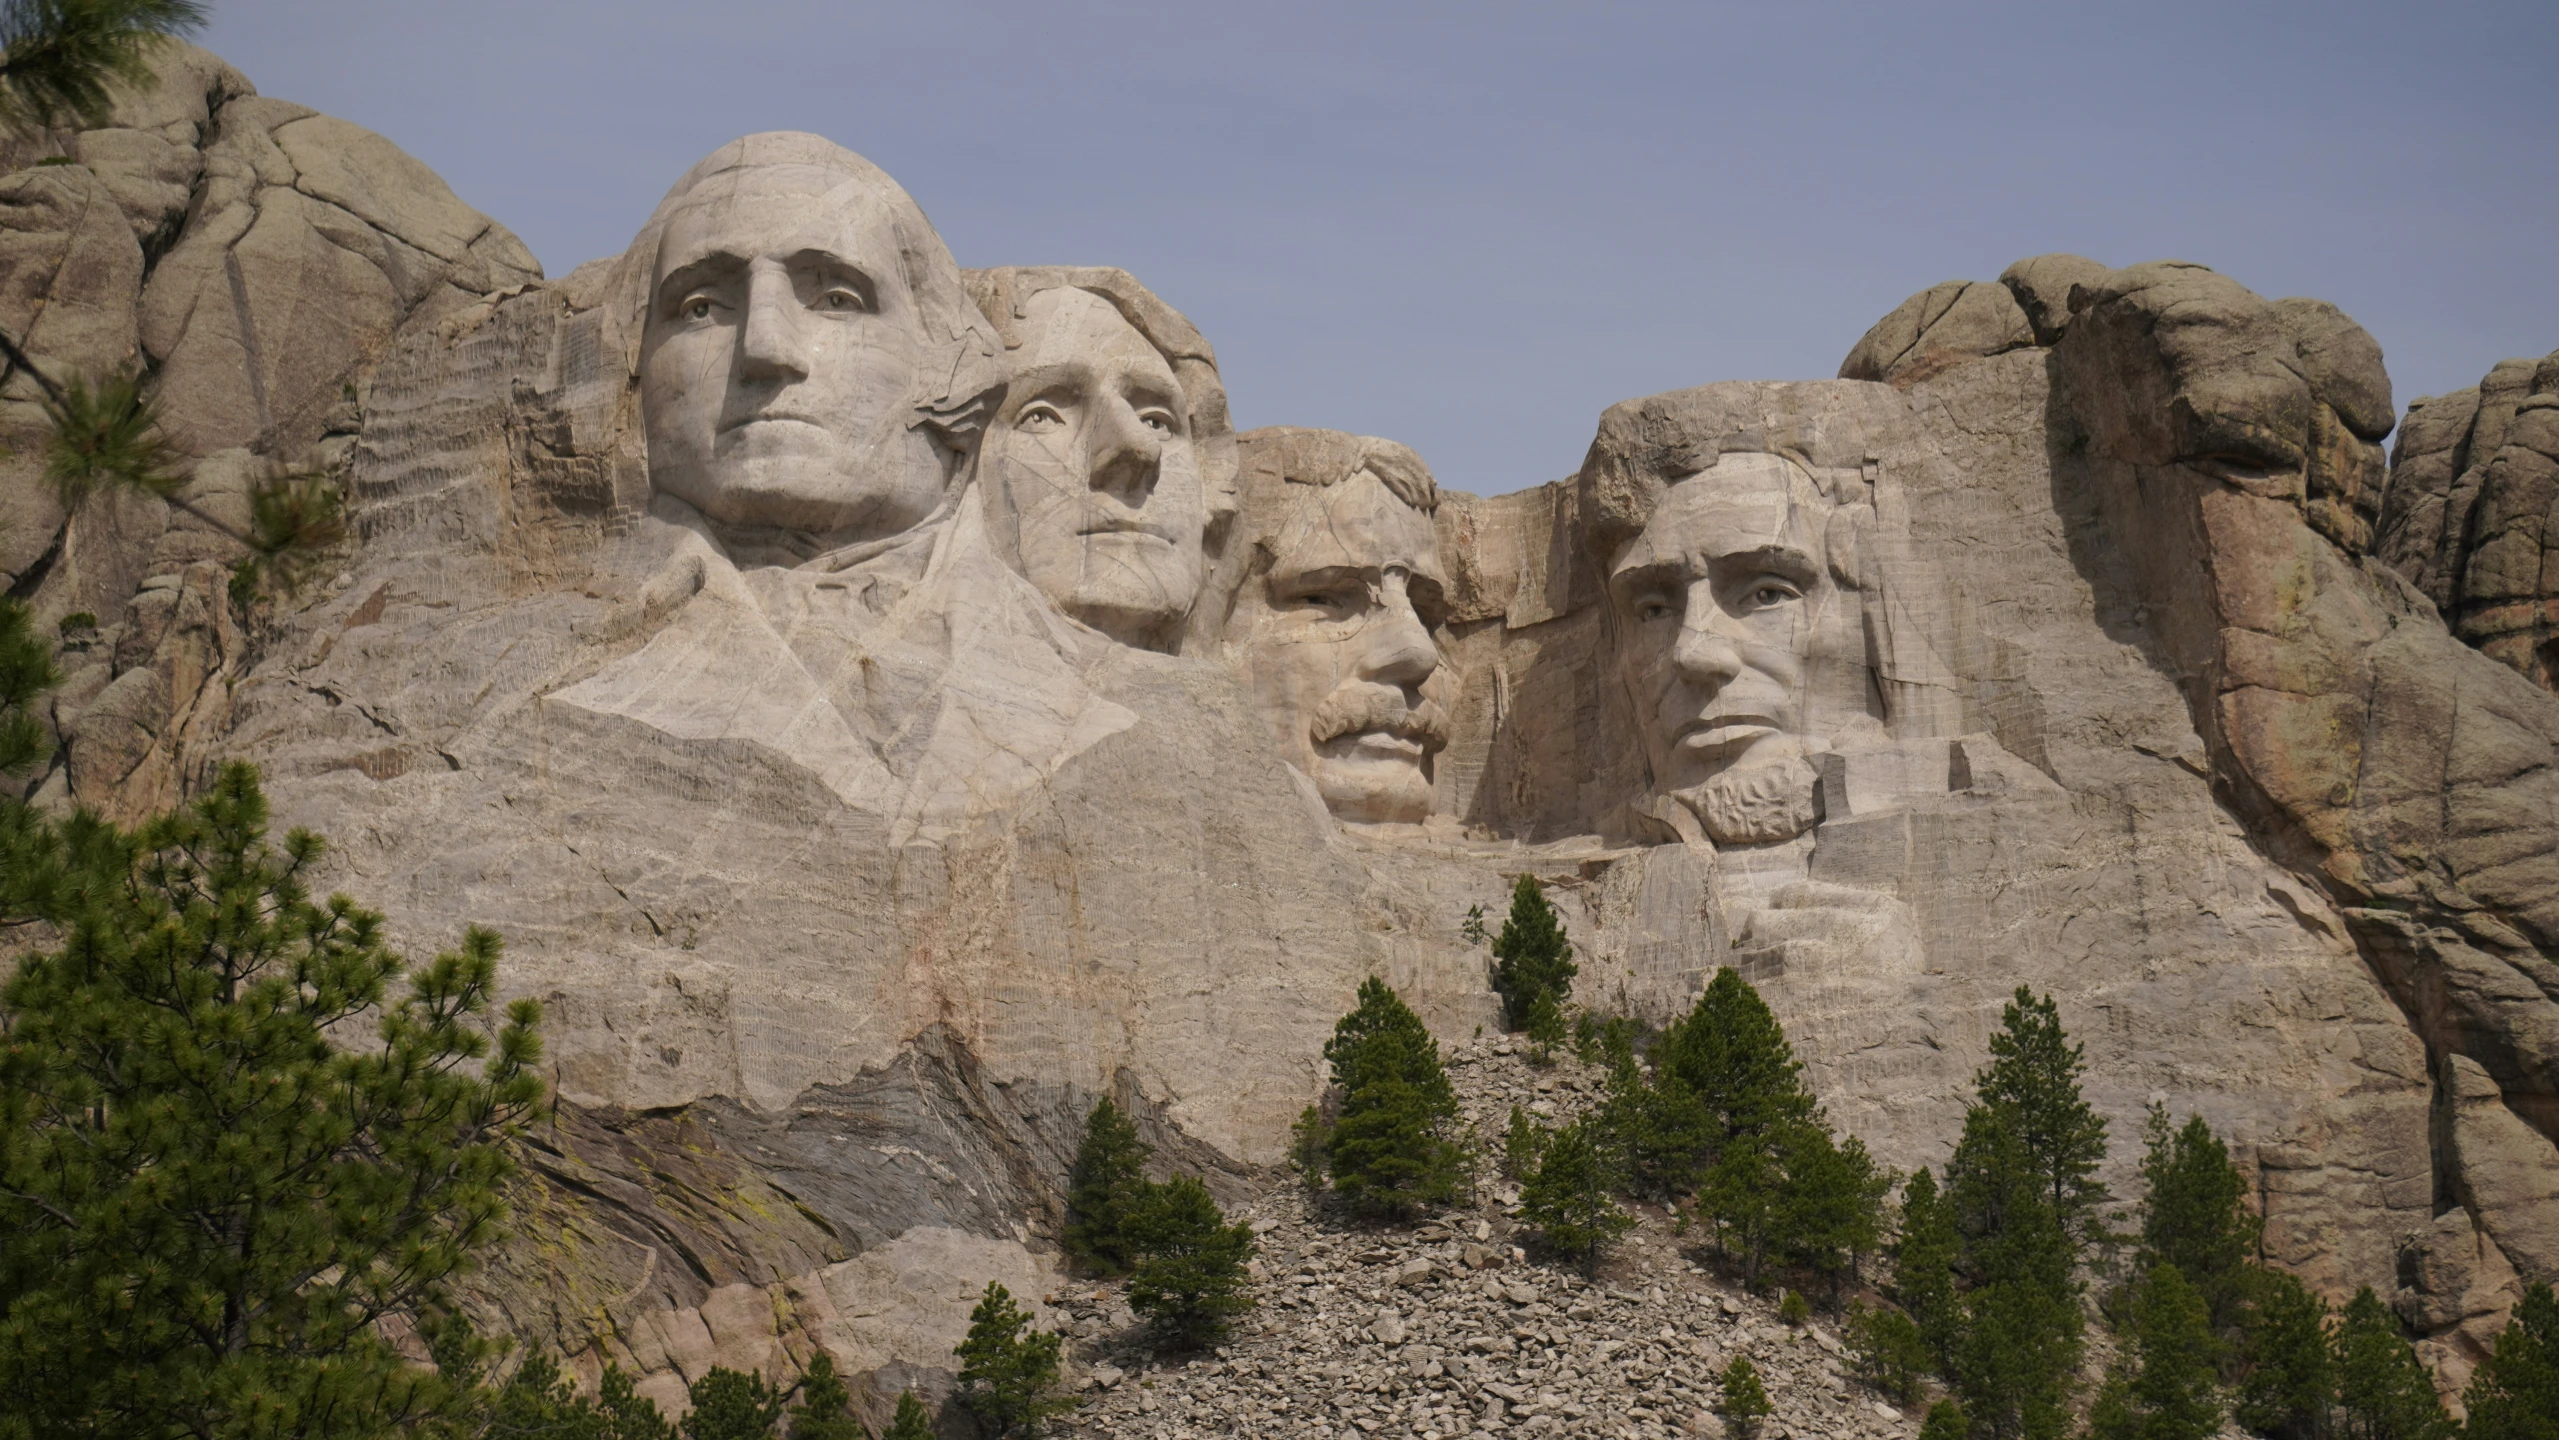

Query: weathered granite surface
left=4, top=48, right=2555, bottom=1414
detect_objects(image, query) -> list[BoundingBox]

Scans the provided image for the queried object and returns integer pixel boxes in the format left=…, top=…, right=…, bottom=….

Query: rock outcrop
left=2375, top=348, right=2559, bottom=693
left=5, top=49, right=2555, bottom=1418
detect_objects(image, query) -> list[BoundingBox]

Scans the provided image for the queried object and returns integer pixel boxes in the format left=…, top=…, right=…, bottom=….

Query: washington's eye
left=1291, top=587, right=1359, bottom=615
left=818, top=287, right=864, bottom=312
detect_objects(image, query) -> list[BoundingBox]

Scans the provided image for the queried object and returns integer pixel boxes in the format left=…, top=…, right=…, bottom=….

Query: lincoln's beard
left=1668, top=754, right=1821, bottom=846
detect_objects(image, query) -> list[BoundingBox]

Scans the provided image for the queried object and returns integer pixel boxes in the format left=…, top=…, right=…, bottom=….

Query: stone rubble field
left=1051, top=1040, right=1916, bottom=1440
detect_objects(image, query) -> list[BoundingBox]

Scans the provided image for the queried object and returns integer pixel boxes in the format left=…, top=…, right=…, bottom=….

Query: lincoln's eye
left=1139, top=409, right=1175, bottom=434
left=1750, top=583, right=1796, bottom=607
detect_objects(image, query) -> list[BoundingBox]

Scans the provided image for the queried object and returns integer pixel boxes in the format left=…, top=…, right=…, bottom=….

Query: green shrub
left=1062, top=1097, right=1151, bottom=1273
left=879, top=1391, right=936, bottom=1440
left=2462, top=1280, right=2558, bottom=1440
left=1844, top=1302, right=1932, bottom=1406
left=1717, top=1355, right=1774, bottom=1436
left=2333, top=1287, right=2454, bottom=1440
left=1517, top=1117, right=1632, bottom=1274
left=1778, top=1288, right=1812, bottom=1326
left=1489, top=875, right=1575, bottom=1032
left=953, top=1282, right=1073, bottom=1438
left=1126, top=1175, right=1258, bottom=1349
left=682, top=1367, right=788, bottom=1440
left=1315, top=978, right=1469, bottom=1218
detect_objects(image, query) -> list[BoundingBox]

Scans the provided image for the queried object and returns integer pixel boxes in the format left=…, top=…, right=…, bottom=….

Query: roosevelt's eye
left=1017, top=402, right=1065, bottom=432
left=1635, top=597, right=1675, bottom=623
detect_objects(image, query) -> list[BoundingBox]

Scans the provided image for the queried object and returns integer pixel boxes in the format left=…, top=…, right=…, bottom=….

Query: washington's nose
left=1358, top=575, right=1440, bottom=688
left=738, top=267, right=811, bottom=382
left=1086, top=400, right=1163, bottom=505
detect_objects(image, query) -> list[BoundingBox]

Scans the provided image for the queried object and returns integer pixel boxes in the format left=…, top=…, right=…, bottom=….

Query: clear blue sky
left=198, top=1, right=2558, bottom=497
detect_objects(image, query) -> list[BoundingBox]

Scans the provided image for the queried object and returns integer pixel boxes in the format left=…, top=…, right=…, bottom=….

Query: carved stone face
left=1231, top=471, right=1451, bottom=823
left=1607, top=452, right=1874, bottom=843
left=985, top=288, right=1207, bottom=649
left=640, top=163, right=948, bottom=539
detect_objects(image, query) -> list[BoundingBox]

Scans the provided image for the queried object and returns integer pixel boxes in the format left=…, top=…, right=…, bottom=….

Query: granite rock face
left=3, top=50, right=2555, bottom=1416
left=2376, top=348, right=2559, bottom=693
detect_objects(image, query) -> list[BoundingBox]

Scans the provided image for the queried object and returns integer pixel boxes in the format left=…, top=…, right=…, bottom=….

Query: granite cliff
left=1, top=47, right=2552, bottom=1422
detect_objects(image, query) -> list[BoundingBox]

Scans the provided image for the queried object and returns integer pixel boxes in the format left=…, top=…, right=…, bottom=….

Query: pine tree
left=786, top=1352, right=866, bottom=1440
left=1777, top=1125, right=1890, bottom=1303
left=1970, top=987, right=2109, bottom=1248
left=1502, top=1104, right=1547, bottom=1180
left=2332, top=1288, right=2452, bottom=1440
left=1489, top=875, right=1576, bottom=1032
left=2134, top=1105, right=2262, bottom=1335
left=2089, top=1265, right=2223, bottom=1440
left=1718, top=1355, right=1775, bottom=1437
left=953, top=1281, right=1072, bottom=1438
left=0, top=0, right=207, bottom=133
left=1063, top=1098, right=1152, bottom=1274
left=1316, top=978, right=1468, bottom=1218
left=2462, top=1281, right=2558, bottom=1440
left=595, top=1365, right=678, bottom=1440
left=1516, top=1117, right=1632, bottom=1274
left=683, top=1368, right=790, bottom=1440
left=1936, top=990, right=2108, bottom=1440
left=1918, top=1399, right=1968, bottom=1440
left=1656, top=968, right=1817, bottom=1144
left=0, top=760, right=545, bottom=1439
left=1891, top=1167, right=1960, bottom=1364
left=880, top=1391, right=936, bottom=1440
left=1125, top=1175, right=1258, bottom=1349
left=1945, top=1114, right=2083, bottom=1440
left=1844, top=1302, right=1931, bottom=1407
left=2234, top=1267, right=2334, bottom=1440
left=1662, top=967, right=1830, bottom=1287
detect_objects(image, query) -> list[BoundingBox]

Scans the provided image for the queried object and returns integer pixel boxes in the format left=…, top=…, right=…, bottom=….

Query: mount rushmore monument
left=4, top=44, right=2557, bottom=1416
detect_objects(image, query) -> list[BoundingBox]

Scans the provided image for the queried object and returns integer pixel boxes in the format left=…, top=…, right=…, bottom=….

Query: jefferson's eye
left=1018, top=403, right=1065, bottom=431
left=681, top=296, right=716, bottom=321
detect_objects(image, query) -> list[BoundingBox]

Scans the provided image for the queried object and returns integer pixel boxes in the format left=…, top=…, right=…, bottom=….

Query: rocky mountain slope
left=2, top=46, right=2553, bottom=1422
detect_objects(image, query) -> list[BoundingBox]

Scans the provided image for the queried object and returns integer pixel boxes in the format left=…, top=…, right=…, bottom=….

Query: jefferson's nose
left=1358, top=573, right=1440, bottom=688
left=1086, top=399, right=1163, bottom=505
left=737, top=266, right=810, bottom=382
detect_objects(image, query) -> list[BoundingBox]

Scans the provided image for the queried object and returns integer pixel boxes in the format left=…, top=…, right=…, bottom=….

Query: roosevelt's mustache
left=1311, top=686, right=1450, bottom=750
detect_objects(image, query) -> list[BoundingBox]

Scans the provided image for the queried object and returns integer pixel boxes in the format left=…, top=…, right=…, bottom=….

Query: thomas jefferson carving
left=963, top=267, right=1237, bottom=652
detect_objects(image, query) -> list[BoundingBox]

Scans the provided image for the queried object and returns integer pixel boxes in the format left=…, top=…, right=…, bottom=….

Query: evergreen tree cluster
left=1062, top=1099, right=1258, bottom=1348
left=1529, top=966, right=1887, bottom=1295
left=1854, top=988, right=2509, bottom=1440
left=1295, top=977, right=1472, bottom=1219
